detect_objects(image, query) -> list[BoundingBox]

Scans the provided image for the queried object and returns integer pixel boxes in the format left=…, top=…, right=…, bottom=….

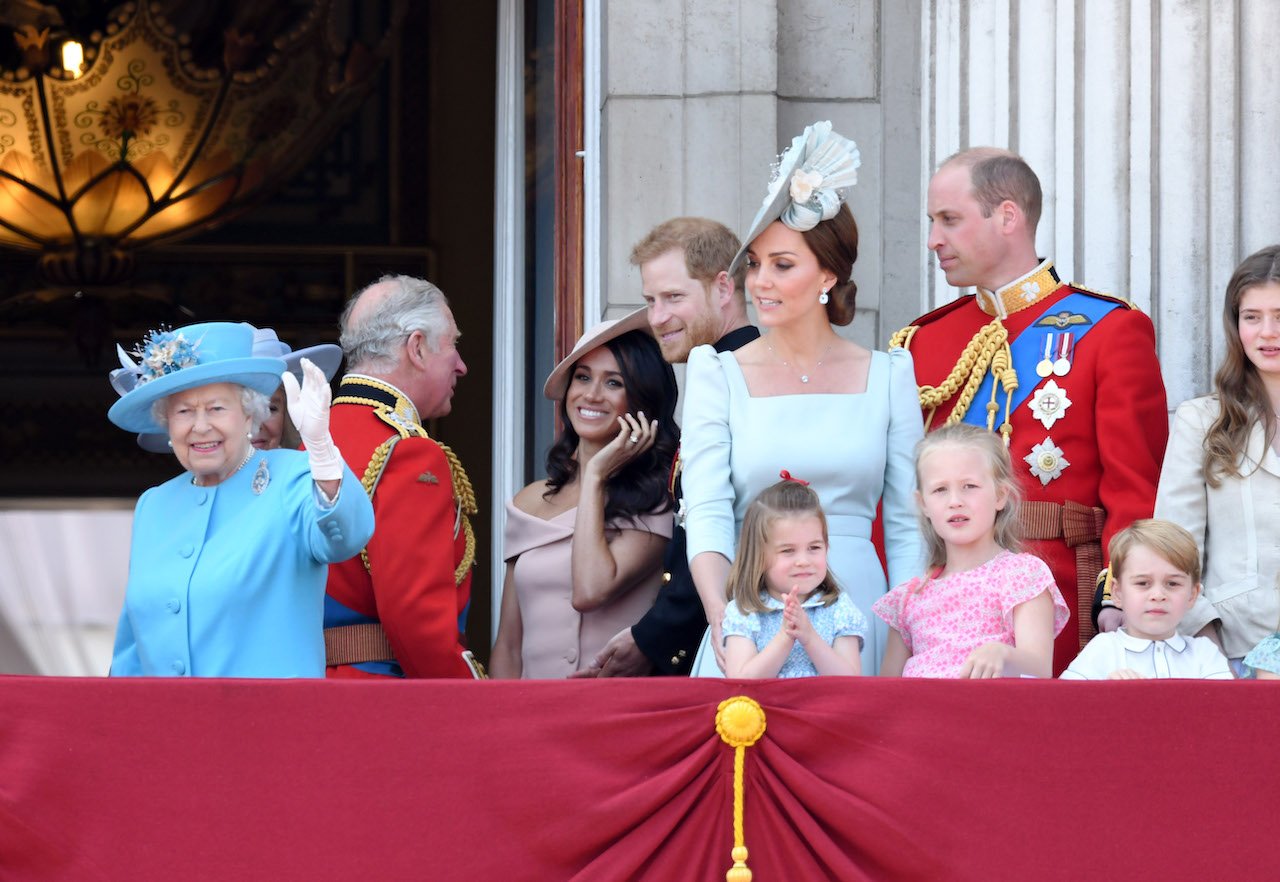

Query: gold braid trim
left=435, top=439, right=478, bottom=585
left=357, top=438, right=399, bottom=573
left=891, top=318, right=1017, bottom=442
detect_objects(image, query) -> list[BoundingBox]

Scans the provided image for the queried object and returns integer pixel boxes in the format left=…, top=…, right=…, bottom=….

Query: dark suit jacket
left=631, top=325, right=759, bottom=674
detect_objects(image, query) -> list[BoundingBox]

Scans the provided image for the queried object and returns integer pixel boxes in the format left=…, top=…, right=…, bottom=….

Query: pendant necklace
left=767, top=339, right=835, bottom=384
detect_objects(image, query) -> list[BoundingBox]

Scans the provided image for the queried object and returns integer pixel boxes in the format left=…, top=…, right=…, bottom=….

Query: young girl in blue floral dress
left=721, top=475, right=866, bottom=678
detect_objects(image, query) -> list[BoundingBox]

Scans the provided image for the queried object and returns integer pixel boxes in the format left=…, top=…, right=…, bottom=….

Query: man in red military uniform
left=891, top=148, right=1168, bottom=675
left=324, top=274, right=478, bottom=678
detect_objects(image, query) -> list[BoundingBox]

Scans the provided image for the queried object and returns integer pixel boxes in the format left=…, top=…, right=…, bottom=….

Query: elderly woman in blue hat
left=681, top=122, right=924, bottom=676
left=107, top=321, right=374, bottom=678
left=115, top=326, right=345, bottom=454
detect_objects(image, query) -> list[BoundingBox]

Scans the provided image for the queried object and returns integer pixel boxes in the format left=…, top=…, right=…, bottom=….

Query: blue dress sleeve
left=721, top=599, right=753, bottom=642
left=109, top=604, right=140, bottom=676
left=831, top=592, right=867, bottom=640
left=882, top=347, right=925, bottom=588
left=278, top=452, right=375, bottom=564
left=682, top=344, right=738, bottom=563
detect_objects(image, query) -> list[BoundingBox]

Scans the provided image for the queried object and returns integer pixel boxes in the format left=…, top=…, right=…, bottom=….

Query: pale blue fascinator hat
left=1242, top=633, right=1280, bottom=678
left=730, top=120, right=862, bottom=276
left=110, top=325, right=343, bottom=451
left=108, top=322, right=287, bottom=434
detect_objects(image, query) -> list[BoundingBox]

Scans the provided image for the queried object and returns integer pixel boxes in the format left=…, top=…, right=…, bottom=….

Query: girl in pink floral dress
left=874, top=425, right=1069, bottom=678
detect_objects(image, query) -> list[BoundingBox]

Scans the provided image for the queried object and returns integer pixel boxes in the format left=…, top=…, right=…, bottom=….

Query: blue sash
left=961, top=291, right=1122, bottom=429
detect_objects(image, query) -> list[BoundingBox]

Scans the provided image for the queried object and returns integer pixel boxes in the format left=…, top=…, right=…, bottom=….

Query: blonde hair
left=727, top=478, right=841, bottom=615
left=914, top=424, right=1022, bottom=572
left=1108, top=519, right=1202, bottom=585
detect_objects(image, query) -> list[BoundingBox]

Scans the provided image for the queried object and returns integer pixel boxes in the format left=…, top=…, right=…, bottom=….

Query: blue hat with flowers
left=108, top=322, right=288, bottom=434
left=731, top=120, right=862, bottom=276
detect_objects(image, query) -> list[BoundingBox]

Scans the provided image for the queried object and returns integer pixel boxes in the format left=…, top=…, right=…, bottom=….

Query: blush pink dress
left=503, top=501, right=672, bottom=679
left=872, top=550, right=1069, bottom=678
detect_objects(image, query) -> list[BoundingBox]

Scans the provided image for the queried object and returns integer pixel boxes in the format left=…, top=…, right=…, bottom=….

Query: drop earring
left=818, top=288, right=830, bottom=305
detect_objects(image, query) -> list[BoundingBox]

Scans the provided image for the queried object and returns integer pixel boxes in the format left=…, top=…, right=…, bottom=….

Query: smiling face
left=744, top=221, right=837, bottom=328
left=1237, top=282, right=1280, bottom=383
left=165, top=382, right=254, bottom=486
left=640, top=248, right=723, bottom=364
left=564, top=345, right=630, bottom=445
left=917, top=443, right=1007, bottom=554
left=762, top=514, right=828, bottom=602
left=250, top=386, right=286, bottom=450
left=1112, top=544, right=1200, bottom=642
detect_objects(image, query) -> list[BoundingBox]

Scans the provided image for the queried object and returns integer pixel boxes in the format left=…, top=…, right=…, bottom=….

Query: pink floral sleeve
left=998, top=553, right=1070, bottom=636
left=873, top=577, right=924, bottom=650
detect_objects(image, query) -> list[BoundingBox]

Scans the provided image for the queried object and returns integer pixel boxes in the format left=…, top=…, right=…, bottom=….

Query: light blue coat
left=111, top=449, right=374, bottom=678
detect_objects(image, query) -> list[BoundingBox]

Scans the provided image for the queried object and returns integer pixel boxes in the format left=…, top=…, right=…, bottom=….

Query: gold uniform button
left=662, top=571, right=671, bottom=585
left=677, top=649, right=687, bottom=657
left=671, top=655, right=681, bottom=666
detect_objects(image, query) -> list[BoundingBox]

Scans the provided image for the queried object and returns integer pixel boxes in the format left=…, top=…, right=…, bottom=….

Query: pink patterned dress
left=872, top=551, right=1069, bottom=678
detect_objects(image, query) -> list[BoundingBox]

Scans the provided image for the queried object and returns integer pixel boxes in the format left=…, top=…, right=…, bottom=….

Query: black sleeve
left=630, top=523, right=707, bottom=675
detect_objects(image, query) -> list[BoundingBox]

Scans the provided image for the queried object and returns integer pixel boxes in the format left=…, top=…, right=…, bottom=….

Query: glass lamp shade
left=0, top=1, right=400, bottom=285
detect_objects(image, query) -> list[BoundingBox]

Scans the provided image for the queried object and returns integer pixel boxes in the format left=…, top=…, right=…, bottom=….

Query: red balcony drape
left=0, top=676, right=1273, bottom=880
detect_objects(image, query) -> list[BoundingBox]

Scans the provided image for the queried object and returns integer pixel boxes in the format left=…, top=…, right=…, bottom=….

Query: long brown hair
left=1203, top=245, right=1280, bottom=486
left=726, top=478, right=841, bottom=614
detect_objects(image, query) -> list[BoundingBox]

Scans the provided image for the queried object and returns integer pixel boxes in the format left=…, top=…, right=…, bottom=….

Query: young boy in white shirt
left=1061, top=519, right=1232, bottom=680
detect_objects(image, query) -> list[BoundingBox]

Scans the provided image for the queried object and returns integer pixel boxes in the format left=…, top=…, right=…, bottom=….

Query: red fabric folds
left=0, top=676, right=1275, bottom=880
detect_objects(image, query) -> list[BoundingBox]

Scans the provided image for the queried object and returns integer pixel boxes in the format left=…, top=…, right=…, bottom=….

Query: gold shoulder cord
left=339, top=392, right=478, bottom=585
left=889, top=318, right=1019, bottom=446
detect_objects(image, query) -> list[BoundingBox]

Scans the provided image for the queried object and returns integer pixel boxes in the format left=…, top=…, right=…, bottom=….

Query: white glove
left=281, top=358, right=344, bottom=482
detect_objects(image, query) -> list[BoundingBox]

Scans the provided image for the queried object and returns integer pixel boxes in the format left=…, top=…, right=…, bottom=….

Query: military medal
left=1028, top=379, right=1072, bottom=430
left=1025, top=437, right=1070, bottom=486
left=1052, top=332, right=1074, bottom=376
left=1036, top=333, right=1055, bottom=378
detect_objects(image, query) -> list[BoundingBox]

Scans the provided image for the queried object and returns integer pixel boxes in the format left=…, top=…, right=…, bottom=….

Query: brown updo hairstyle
left=799, top=203, right=859, bottom=326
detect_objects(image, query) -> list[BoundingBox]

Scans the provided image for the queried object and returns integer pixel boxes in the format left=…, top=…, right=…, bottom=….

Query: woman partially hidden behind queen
left=107, top=321, right=374, bottom=677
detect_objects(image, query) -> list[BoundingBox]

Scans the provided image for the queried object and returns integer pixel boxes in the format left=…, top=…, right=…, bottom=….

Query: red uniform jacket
left=897, top=262, right=1168, bottom=674
left=325, top=376, right=474, bottom=679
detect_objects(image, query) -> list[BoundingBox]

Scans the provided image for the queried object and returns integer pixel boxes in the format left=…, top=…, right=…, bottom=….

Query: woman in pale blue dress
left=683, top=122, right=923, bottom=675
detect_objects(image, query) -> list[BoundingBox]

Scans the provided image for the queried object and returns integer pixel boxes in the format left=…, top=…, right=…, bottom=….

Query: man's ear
left=998, top=199, right=1022, bottom=234
left=404, top=329, right=429, bottom=369
left=712, top=270, right=734, bottom=307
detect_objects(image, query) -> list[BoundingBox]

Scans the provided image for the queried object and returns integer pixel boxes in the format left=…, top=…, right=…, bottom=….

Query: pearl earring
left=818, top=288, right=830, bottom=305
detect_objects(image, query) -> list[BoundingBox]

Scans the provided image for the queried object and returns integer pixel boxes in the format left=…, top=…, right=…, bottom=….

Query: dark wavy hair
left=1204, top=244, right=1280, bottom=486
left=799, top=203, right=859, bottom=326
left=544, top=329, right=679, bottom=522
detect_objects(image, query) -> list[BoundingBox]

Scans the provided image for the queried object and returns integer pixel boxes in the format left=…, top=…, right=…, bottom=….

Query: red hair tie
left=779, top=469, right=810, bottom=486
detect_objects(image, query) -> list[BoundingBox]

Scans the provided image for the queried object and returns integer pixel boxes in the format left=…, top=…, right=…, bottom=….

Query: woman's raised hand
left=586, top=410, right=659, bottom=481
left=282, top=357, right=343, bottom=482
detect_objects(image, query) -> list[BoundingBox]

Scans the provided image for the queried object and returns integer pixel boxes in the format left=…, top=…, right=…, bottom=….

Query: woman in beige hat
left=490, top=310, right=680, bottom=678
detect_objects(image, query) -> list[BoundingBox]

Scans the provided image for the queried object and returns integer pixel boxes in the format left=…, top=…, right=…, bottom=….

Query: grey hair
left=150, top=385, right=272, bottom=434
left=339, top=274, right=452, bottom=372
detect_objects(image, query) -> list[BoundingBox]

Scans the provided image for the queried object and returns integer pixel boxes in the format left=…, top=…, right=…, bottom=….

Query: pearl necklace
left=191, top=445, right=255, bottom=487
left=766, top=339, right=836, bottom=384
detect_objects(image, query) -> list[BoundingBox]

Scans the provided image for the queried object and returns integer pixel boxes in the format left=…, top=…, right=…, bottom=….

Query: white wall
left=923, top=0, right=1280, bottom=409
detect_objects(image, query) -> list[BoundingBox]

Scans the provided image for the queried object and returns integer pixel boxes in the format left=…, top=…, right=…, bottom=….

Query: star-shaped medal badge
left=1028, top=379, right=1072, bottom=430
left=1025, top=437, right=1070, bottom=486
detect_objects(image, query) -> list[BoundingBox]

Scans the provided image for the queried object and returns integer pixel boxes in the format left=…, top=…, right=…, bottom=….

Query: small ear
left=994, top=486, right=1010, bottom=511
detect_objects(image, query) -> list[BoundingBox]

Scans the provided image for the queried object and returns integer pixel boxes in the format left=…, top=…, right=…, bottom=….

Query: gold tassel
left=715, top=696, right=767, bottom=882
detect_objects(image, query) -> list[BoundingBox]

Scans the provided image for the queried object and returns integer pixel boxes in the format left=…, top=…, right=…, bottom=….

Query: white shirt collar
left=1117, top=628, right=1189, bottom=653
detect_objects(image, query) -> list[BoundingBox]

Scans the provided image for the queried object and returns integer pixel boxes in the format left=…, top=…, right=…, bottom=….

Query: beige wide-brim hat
left=542, top=307, right=650, bottom=400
